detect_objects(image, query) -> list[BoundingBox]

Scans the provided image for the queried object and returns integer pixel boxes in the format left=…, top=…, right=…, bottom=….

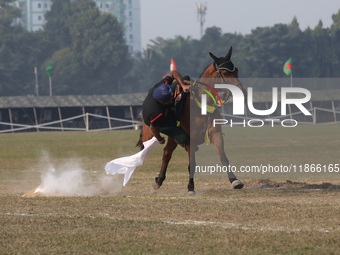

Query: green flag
left=283, top=58, right=292, bottom=75
left=46, top=63, right=53, bottom=77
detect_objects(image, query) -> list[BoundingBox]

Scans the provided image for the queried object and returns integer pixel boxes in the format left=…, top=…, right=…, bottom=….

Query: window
left=19, top=2, right=25, bottom=10
left=38, top=3, right=41, bottom=8
left=38, top=15, right=42, bottom=21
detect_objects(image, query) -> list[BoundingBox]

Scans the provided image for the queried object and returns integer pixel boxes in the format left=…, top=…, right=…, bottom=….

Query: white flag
left=105, top=137, right=159, bottom=186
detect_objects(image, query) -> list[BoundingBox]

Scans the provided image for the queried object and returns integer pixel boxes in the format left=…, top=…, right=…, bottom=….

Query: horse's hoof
left=188, top=190, right=196, bottom=196
left=231, top=179, right=244, bottom=189
left=152, top=180, right=161, bottom=190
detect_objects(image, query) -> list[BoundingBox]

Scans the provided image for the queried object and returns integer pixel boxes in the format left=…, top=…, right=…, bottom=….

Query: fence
left=0, top=106, right=339, bottom=134
left=0, top=113, right=142, bottom=134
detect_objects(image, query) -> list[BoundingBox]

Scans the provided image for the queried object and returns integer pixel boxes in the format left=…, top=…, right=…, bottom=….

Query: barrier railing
left=0, top=107, right=339, bottom=134
left=0, top=113, right=142, bottom=134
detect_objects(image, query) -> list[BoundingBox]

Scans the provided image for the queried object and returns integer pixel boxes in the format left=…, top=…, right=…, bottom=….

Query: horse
left=137, top=47, right=247, bottom=194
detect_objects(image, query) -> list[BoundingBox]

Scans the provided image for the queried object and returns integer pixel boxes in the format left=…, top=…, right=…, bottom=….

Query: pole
left=288, top=71, right=293, bottom=120
left=34, top=67, right=39, bottom=96
left=129, top=105, right=136, bottom=130
left=58, top=107, right=64, bottom=131
left=49, top=76, right=52, bottom=96
left=331, top=101, right=337, bottom=123
left=33, top=108, right=39, bottom=132
left=85, top=113, right=89, bottom=132
left=195, top=2, right=207, bottom=39
left=8, top=108, right=13, bottom=132
left=310, top=101, right=315, bottom=124
left=106, top=106, right=111, bottom=130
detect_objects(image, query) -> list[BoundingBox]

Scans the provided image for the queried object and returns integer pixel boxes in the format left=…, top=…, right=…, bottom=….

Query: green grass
left=0, top=125, right=340, bottom=254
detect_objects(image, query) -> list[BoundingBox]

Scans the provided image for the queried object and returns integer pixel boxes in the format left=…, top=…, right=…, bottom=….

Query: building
left=0, top=93, right=146, bottom=132
left=13, top=0, right=141, bottom=54
left=96, top=0, right=141, bottom=53
left=14, top=0, right=51, bottom=32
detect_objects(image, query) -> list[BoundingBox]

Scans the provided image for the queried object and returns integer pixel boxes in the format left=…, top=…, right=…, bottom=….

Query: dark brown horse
left=137, top=47, right=247, bottom=194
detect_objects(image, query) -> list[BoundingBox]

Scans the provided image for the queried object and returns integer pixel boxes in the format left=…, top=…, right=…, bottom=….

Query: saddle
left=171, top=76, right=190, bottom=127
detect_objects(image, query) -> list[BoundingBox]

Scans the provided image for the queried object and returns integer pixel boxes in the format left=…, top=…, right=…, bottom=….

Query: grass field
left=0, top=125, right=340, bottom=254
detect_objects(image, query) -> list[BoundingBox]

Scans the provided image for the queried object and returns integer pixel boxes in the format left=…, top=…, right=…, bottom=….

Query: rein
left=191, top=61, right=238, bottom=112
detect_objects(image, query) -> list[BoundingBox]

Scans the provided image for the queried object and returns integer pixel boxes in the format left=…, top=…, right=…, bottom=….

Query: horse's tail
left=136, top=124, right=144, bottom=150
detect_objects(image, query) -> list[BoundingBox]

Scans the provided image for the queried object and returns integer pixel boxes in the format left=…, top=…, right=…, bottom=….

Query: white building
left=14, top=0, right=141, bottom=54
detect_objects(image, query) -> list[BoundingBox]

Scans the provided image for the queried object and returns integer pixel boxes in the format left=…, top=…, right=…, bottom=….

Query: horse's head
left=209, top=47, right=243, bottom=86
left=200, top=47, right=247, bottom=104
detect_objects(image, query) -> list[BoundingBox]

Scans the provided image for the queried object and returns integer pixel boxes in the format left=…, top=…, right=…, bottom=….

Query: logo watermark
left=201, top=85, right=311, bottom=127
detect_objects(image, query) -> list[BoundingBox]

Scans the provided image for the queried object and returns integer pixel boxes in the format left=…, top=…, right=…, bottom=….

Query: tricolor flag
left=283, top=58, right=292, bottom=75
left=170, top=58, right=177, bottom=71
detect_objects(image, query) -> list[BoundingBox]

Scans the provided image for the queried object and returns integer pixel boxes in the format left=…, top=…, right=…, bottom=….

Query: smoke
left=35, top=151, right=123, bottom=196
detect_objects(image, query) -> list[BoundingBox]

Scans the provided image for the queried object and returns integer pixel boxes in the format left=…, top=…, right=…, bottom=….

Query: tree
left=0, top=0, right=41, bottom=96
left=330, top=10, right=340, bottom=76
left=42, top=0, right=130, bottom=95
left=43, top=0, right=72, bottom=53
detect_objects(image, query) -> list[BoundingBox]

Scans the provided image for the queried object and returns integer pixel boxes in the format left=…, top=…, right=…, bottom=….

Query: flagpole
left=46, top=63, right=53, bottom=96
left=289, top=71, right=293, bottom=119
left=49, top=76, right=52, bottom=97
left=34, top=66, right=39, bottom=96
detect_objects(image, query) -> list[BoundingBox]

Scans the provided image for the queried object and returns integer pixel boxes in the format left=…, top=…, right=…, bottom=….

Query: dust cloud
left=29, top=151, right=123, bottom=196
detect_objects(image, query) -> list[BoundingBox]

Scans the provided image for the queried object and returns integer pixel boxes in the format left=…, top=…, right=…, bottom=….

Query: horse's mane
left=198, top=63, right=212, bottom=78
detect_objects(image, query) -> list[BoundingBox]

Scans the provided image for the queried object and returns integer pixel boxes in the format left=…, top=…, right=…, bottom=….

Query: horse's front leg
left=211, top=131, right=244, bottom=189
left=152, top=137, right=177, bottom=189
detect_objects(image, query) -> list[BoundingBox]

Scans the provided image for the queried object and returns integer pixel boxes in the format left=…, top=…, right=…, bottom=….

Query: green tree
left=42, top=0, right=130, bottom=95
left=330, top=10, right=340, bottom=76
left=43, top=0, right=72, bottom=53
left=0, top=0, right=41, bottom=96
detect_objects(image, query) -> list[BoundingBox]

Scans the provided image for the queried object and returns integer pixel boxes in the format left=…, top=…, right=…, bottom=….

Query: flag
left=283, top=58, right=292, bottom=75
left=170, top=58, right=177, bottom=71
left=46, top=63, right=53, bottom=77
left=105, top=137, right=160, bottom=186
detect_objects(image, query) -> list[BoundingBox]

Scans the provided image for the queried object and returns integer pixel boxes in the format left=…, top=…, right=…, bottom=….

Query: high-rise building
left=13, top=0, right=141, bottom=54
left=96, top=0, right=141, bottom=53
left=14, top=0, right=51, bottom=32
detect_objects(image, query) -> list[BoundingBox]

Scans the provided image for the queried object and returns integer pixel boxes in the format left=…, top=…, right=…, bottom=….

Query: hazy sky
left=140, top=0, right=340, bottom=49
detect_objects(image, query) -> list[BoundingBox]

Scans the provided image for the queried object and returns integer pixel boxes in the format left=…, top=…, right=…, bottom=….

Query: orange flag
left=170, top=58, right=177, bottom=71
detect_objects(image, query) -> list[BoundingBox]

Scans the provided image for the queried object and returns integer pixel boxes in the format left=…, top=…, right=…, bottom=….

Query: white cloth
left=105, top=137, right=160, bottom=186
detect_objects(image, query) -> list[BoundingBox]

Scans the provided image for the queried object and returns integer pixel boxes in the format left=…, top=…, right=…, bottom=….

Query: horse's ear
left=225, top=46, right=233, bottom=60
left=209, top=52, right=219, bottom=63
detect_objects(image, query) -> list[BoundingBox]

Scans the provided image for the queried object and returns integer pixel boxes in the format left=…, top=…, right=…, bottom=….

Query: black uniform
left=142, top=76, right=173, bottom=127
left=142, top=76, right=189, bottom=145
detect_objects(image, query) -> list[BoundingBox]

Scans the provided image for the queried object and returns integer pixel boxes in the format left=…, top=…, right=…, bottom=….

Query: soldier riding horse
left=137, top=47, right=247, bottom=194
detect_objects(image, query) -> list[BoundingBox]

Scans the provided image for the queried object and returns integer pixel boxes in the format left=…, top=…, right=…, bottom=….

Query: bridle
left=213, top=60, right=241, bottom=104
left=191, top=60, right=242, bottom=112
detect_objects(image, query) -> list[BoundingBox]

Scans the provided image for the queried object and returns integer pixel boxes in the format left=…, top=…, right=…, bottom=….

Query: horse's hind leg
left=211, top=131, right=244, bottom=189
left=187, top=143, right=195, bottom=195
left=152, top=137, right=177, bottom=189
